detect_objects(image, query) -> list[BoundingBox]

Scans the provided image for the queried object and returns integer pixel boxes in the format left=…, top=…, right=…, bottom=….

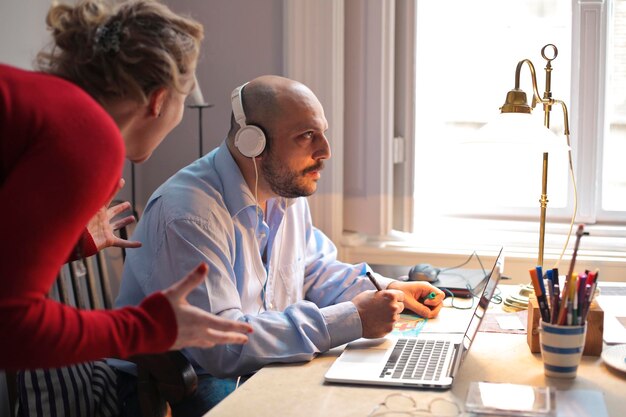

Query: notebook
left=324, top=248, right=503, bottom=389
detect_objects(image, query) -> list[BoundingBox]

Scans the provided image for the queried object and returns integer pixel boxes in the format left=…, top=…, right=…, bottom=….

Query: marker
left=420, top=292, right=437, bottom=303
left=530, top=268, right=551, bottom=323
left=366, top=272, right=382, bottom=291
left=550, top=268, right=561, bottom=324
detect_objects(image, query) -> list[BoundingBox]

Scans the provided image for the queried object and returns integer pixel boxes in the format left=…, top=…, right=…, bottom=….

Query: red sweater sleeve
left=67, top=228, right=98, bottom=262
left=0, top=64, right=176, bottom=371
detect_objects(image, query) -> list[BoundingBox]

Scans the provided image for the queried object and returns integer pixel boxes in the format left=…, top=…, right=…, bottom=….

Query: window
left=286, top=0, right=626, bottom=278
left=407, top=0, right=626, bottom=251
left=602, top=0, right=626, bottom=213
left=413, top=0, right=571, bottom=217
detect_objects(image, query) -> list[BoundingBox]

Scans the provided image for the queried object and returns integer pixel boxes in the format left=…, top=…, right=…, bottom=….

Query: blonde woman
left=0, top=0, right=251, bottom=371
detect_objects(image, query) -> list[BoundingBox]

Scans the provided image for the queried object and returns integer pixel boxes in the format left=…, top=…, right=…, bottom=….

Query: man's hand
left=352, top=289, right=405, bottom=338
left=87, top=178, right=141, bottom=251
left=387, top=281, right=445, bottom=318
left=163, top=263, right=254, bottom=350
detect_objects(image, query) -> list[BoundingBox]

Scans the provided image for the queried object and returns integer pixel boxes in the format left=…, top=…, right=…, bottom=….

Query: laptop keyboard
left=379, top=339, right=451, bottom=380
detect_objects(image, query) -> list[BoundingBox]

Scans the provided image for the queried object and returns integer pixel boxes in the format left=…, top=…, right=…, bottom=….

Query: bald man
left=117, top=76, right=444, bottom=414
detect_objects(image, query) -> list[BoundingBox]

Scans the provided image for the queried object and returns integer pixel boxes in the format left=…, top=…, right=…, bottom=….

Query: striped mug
left=539, top=321, right=587, bottom=378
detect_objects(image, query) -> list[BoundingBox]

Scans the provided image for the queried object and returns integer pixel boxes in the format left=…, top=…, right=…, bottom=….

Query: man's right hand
left=352, top=289, right=405, bottom=338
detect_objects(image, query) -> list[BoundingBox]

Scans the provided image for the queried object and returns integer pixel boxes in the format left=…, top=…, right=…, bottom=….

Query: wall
left=138, top=0, right=284, bottom=211
left=0, top=0, right=283, bottom=209
left=0, top=1, right=282, bottom=415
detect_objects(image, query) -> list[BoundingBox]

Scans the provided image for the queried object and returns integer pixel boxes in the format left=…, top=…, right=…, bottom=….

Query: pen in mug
left=581, top=270, right=599, bottom=323
left=530, top=268, right=551, bottom=323
left=551, top=267, right=560, bottom=303
left=576, top=273, right=587, bottom=324
left=545, top=269, right=555, bottom=320
left=366, top=271, right=382, bottom=291
left=551, top=283, right=560, bottom=324
left=550, top=268, right=560, bottom=324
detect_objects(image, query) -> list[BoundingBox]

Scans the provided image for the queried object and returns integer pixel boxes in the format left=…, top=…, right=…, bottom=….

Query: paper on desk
left=420, top=304, right=474, bottom=334
left=556, top=389, right=608, bottom=417
left=391, top=314, right=428, bottom=337
left=495, top=315, right=525, bottom=330
left=597, top=295, right=626, bottom=344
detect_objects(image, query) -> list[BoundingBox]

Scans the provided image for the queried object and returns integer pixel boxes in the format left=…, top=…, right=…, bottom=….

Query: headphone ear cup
left=235, top=125, right=266, bottom=158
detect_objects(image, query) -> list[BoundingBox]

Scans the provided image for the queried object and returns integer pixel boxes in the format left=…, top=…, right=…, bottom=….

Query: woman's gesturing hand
left=162, top=263, right=253, bottom=350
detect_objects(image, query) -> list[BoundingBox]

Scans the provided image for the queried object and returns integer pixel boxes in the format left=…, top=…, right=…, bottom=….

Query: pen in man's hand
left=366, top=272, right=382, bottom=291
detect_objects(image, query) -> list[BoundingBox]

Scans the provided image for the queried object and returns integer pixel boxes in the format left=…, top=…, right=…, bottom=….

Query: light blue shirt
left=117, top=141, right=393, bottom=377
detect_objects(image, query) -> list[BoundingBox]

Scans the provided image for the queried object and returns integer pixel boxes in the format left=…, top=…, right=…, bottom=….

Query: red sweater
left=0, top=64, right=177, bottom=371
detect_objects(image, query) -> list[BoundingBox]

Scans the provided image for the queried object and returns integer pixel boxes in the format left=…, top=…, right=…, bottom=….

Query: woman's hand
left=163, top=263, right=253, bottom=350
left=86, top=178, right=141, bottom=251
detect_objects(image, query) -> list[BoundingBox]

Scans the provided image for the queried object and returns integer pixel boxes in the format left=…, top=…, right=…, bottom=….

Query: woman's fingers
left=112, top=237, right=142, bottom=249
left=107, top=200, right=132, bottom=217
left=111, top=215, right=137, bottom=231
left=165, top=263, right=208, bottom=301
left=205, top=328, right=250, bottom=345
left=201, top=312, right=253, bottom=334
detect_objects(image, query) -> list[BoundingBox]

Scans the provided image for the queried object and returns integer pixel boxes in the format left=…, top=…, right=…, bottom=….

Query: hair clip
left=94, top=20, right=122, bottom=54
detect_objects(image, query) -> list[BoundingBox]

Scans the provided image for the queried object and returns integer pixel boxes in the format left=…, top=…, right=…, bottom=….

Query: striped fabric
left=17, top=360, right=120, bottom=417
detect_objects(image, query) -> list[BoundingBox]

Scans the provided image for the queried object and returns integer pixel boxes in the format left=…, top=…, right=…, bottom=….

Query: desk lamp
left=477, top=44, right=574, bottom=310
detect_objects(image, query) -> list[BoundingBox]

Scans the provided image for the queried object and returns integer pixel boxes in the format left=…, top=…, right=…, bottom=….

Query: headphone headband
left=231, top=82, right=249, bottom=129
left=230, top=81, right=266, bottom=158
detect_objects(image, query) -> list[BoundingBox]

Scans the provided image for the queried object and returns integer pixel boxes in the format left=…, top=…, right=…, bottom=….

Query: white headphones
left=230, top=82, right=266, bottom=158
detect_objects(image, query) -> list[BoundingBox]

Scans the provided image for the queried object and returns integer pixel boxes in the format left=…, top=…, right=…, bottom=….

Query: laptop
left=434, top=268, right=492, bottom=298
left=324, top=248, right=503, bottom=390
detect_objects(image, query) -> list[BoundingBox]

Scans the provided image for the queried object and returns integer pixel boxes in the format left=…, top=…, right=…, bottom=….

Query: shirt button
left=268, top=302, right=274, bottom=309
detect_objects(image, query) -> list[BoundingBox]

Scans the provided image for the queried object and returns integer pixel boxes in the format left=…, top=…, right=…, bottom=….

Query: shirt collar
left=214, top=141, right=296, bottom=217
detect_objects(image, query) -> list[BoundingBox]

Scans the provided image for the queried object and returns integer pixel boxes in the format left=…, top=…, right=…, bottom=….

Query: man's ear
left=148, top=87, right=168, bottom=118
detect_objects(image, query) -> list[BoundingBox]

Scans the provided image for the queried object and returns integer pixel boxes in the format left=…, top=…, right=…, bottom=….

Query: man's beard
left=261, top=152, right=324, bottom=198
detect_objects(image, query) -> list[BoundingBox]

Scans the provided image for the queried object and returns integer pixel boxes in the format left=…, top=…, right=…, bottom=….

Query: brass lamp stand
left=498, top=44, right=572, bottom=311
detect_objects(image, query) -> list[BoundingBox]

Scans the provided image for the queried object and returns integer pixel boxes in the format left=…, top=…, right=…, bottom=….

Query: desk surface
left=206, top=288, right=626, bottom=417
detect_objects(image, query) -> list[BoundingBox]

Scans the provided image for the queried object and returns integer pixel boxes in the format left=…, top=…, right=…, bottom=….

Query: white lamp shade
left=188, top=76, right=207, bottom=106
left=468, top=113, right=570, bottom=153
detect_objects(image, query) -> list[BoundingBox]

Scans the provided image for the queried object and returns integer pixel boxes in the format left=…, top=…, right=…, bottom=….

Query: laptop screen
left=462, top=248, right=503, bottom=351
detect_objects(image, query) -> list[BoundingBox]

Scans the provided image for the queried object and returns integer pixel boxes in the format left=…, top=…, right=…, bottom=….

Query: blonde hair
left=37, top=0, right=204, bottom=105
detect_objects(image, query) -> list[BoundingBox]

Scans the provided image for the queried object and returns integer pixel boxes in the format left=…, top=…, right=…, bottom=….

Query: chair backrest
left=52, top=251, right=114, bottom=309
left=8, top=227, right=197, bottom=417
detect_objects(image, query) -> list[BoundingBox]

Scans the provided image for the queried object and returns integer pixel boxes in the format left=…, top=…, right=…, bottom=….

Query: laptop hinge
left=447, top=344, right=462, bottom=377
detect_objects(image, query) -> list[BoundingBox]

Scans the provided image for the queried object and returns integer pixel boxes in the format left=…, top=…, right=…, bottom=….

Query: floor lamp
left=477, top=44, right=573, bottom=310
left=187, top=77, right=213, bottom=158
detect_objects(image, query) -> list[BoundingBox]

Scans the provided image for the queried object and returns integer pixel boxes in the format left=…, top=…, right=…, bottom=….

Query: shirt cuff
left=320, top=301, right=362, bottom=348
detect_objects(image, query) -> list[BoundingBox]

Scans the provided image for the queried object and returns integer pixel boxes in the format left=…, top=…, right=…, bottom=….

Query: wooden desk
left=206, top=289, right=626, bottom=416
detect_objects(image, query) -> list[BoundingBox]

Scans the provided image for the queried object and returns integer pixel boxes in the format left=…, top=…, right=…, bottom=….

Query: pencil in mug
left=557, top=224, right=587, bottom=325
left=556, top=277, right=574, bottom=326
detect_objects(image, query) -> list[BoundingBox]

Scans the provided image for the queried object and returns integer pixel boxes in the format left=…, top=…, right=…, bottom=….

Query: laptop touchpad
left=339, top=349, right=387, bottom=363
